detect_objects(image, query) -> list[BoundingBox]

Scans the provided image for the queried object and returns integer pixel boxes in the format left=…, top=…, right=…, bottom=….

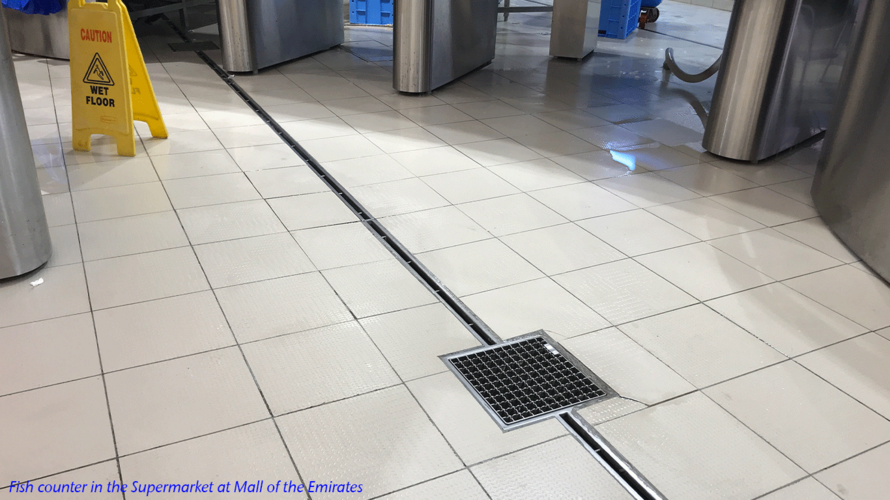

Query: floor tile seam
left=699, top=239, right=847, bottom=283
left=365, top=469, right=494, bottom=500
left=789, top=356, right=890, bottom=425
left=71, top=206, right=172, bottom=226
left=143, top=42, right=315, bottom=490
left=773, top=265, right=880, bottom=331
left=76, top=239, right=193, bottom=266
left=0, top=458, right=120, bottom=493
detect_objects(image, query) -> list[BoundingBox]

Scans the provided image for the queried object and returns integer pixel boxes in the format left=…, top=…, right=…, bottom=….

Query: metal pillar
left=812, top=0, right=890, bottom=282
left=0, top=6, right=52, bottom=279
left=393, top=0, right=497, bottom=93
left=703, top=0, right=858, bottom=162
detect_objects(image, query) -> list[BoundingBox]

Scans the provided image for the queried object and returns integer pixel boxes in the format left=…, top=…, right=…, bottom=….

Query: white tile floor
left=3, top=1, right=890, bottom=498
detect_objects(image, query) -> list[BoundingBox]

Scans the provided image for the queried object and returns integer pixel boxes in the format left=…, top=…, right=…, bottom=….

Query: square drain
left=444, top=332, right=610, bottom=430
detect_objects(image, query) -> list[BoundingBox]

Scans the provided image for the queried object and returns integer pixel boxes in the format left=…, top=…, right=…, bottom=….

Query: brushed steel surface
left=549, top=0, right=600, bottom=60
left=704, top=0, right=857, bottom=161
left=812, top=0, right=890, bottom=282
left=394, top=0, right=497, bottom=93
left=0, top=6, right=52, bottom=278
left=3, top=4, right=70, bottom=60
left=218, top=0, right=344, bottom=73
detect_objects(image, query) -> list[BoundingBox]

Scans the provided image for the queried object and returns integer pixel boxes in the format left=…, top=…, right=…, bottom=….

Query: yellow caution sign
left=68, top=0, right=166, bottom=157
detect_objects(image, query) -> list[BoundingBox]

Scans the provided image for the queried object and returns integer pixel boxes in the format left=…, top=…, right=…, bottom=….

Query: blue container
left=598, top=0, right=643, bottom=39
left=350, top=0, right=393, bottom=25
left=641, top=0, right=662, bottom=7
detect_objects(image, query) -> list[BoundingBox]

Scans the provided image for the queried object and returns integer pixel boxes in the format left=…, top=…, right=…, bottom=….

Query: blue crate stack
left=350, top=0, right=394, bottom=25
left=599, top=0, right=643, bottom=39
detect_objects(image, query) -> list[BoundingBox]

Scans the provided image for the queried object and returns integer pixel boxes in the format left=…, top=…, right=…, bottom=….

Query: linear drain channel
left=445, top=333, right=609, bottom=430
left=162, top=18, right=663, bottom=500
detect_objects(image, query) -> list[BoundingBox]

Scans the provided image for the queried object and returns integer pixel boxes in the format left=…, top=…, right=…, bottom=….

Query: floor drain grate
left=445, top=332, right=610, bottom=430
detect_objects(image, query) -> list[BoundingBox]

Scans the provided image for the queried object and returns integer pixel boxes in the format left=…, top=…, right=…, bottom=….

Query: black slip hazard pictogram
left=83, top=53, right=115, bottom=86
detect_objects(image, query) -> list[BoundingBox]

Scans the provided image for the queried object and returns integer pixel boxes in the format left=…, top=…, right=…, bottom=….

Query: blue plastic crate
left=350, top=0, right=393, bottom=25
left=641, top=0, right=662, bottom=7
left=598, top=0, right=643, bottom=39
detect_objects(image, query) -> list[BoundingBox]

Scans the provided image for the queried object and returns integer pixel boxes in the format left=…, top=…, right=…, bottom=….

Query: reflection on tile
left=774, top=217, right=859, bottom=263
left=596, top=172, right=699, bottom=208
left=710, top=228, right=842, bottom=280
left=786, top=266, right=890, bottom=331
left=657, top=163, right=757, bottom=196
left=711, top=187, right=818, bottom=226
left=646, top=197, right=764, bottom=240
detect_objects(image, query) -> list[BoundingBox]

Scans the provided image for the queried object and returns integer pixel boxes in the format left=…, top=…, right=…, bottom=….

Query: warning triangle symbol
left=83, top=53, right=115, bottom=86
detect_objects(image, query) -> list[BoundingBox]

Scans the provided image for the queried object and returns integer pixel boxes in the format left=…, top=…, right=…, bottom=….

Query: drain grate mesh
left=447, top=336, right=607, bottom=428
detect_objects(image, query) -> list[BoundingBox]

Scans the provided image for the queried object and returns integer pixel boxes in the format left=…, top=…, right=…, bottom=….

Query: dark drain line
left=163, top=19, right=663, bottom=500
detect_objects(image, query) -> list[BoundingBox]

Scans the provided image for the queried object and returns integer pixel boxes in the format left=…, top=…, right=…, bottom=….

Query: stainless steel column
left=549, top=0, right=600, bottom=60
left=703, top=0, right=858, bottom=162
left=812, top=0, right=889, bottom=282
left=3, top=3, right=71, bottom=60
left=217, top=0, right=345, bottom=73
left=393, top=0, right=497, bottom=93
left=0, top=6, right=52, bottom=278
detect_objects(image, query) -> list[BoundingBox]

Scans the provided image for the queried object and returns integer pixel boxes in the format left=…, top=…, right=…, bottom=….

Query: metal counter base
left=813, top=0, right=890, bottom=282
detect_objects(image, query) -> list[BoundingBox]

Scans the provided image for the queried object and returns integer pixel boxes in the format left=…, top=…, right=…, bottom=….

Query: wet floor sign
left=68, top=0, right=167, bottom=157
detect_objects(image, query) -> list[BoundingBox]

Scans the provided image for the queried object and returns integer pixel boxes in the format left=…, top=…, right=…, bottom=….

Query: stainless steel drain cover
left=444, top=332, right=610, bottom=430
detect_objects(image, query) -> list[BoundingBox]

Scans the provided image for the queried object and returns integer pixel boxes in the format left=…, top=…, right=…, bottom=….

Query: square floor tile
left=421, top=169, right=519, bottom=204
left=635, top=242, right=773, bottom=301
left=596, top=392, right=804, bottom=500
left=163, top=172, right=260, bottom=209
left=551, top=150, right=641, bottom=181
left=351, top=178, right=450, bottom=217
left=178, top=200, right=287, bottom=245
left=322, top=260, right=437, bottom=318
left=453, top=100, right=524, bottom=120
left=710, top=228, right=843, bottom=280
left=0, top=314, right=99, bottom=396
left=30, top=460, right=120, bottom=500
left=215, top=272, right=353, bottom=343
left=279, top=117, right=359, bottom=142
left=0, top=377, right=115, bottom=487
left=615, top=143, right=700, bottom=171
left=487, top=158, right=585, bottom=191
left=767, top=178, right=815, bottom=207
left=481, top=115, right=562, bottom=138
left=72, top=182, right=172, bottom=222
left=78, top=211, right=189, bottom=262
left=798, top=334, right=890, bottom=419
left=553, top=259, right=696, bottom=325
left=657, top=163, right=758, bottom=196
left=710, top=159, right=810, bottom=186
left=620, top=119, right=703, bottom=146
left=816, top=442, right=890, bottom=500
left=277, top=386, right=463, bottom=499
left=535, top=109, right=609, bottom=131
left=529, top=182, right=637, bottom=221
left=322, top=95, right=390, bottom=116
left=408, top=372, right=566, bottom=465
left=563, top=328, right=695, bottom=405
left=299, top=135, right=384, bottom=162
left=464, top=278, right=610, bottom=340
left=143, top=129, right=223, bottom=156
left=785, top=266, right=890, bottom=331
left=457, top=193, right=567, bottom=237
left=84, top=247, right=209, bottom=310
left=621, top=304, right=785, bottom=387
left=707, top=283, right=866, bottom=357
left=518, top=130, right=600, bottom=157
left=195, top=233, right=315, bottom=288
left=365, top=127, right=446, bottom=153
left=95, top=291, right=234, bottom=372
left=228, top=144, right=304, bottom=171
left=376, top=470, right=487, bottom=500
left=322, top=154, right=415, bottom=188
left=420, top=239, right=544, bottom=297
left=399, top=104, right=473, bottom=126
left=585, top=104, right=654, bottom=124
left=0, top=264, right=90, bottom=328
left=120, top=421, right=303, bottom=497
left=711, top=187, right=818, bottom=227
left=596, top=172, right=699, bottom=208
left=149, top=147, right=235, bottom=181
left=646, top=197, right=765, bottom=240
left=45, top=224, right=82, bottom=268
left=570, top=124, right=654, bottom=150
left=471, top=436, right=634, bottom=500
left=502, top=223, right=624, bottom=275
left=292, top=222, right=393, bottom=270
left=424, top=121, right=506, bottom=145
left=105, top=348, right=268, bottom=455
left=774, top=218, right=859, bottom=263
left=213, top=124, right=283, bottom=149
left=342, top=110, right=417, bottom=134
left=42, top=192, right=75, bottom=227
left=243, top=321, right=399, bottom=414
left=454, top=138, right=542, bottom=167
left=67, top=158, right=159, bottom=191
left=359, top=303, right=479, bottom=381
left=379, top=207, right=491, bottom=253
left=389, top=146, right=481, bottom=176
left=268, top=192, right=357, bottom=230
left=268, top=101, right=336, bottom=123
left=704, top=361, right=890, bottom=472
left=245, top=166, right=329, bottom=198
left=578, top=209, right=697, bottom=257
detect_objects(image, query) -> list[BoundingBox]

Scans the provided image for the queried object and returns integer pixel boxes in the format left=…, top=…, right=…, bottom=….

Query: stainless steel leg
left=0, top=7, right=52, bottom=278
